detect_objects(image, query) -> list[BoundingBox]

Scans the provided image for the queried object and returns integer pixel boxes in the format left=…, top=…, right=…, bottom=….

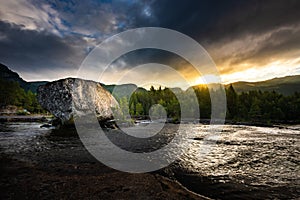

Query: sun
left=195, top=74, right=222, bottom=85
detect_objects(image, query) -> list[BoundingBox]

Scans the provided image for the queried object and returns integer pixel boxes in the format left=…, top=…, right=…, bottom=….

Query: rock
left=40, top=123, right=53, bottom=128
left=37, top=78, right=119, bottom=126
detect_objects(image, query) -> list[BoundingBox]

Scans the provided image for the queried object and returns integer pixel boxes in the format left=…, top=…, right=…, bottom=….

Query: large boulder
left=37, top=78, right=119, bottom=125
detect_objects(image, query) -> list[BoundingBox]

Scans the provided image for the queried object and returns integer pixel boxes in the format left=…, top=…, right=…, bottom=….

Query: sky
left=0, top=0, right=299, bottom=88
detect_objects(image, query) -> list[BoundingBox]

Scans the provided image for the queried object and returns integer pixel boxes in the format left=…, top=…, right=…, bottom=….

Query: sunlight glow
left=220, top=59, right=300, bottom=84
left=195, top=74, right=222, bottom=85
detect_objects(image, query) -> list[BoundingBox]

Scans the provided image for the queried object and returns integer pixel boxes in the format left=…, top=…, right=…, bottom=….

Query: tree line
left=116, top=85, right=300, bottom=123
left=0, top=79, right=45, bottom=114
left=1, top=78, right=300, bottom=122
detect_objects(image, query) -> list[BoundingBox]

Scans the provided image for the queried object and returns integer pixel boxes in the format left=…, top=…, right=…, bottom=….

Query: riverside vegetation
left=1, top=77, right=300, bottom=124
left=0, top=79, right=45, bottom=114
left=114, top=85, right=300, bottom=123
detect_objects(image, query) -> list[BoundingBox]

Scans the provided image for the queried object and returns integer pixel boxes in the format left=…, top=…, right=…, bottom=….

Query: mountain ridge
left=0, top=63, right=48, bottom=93
left=228, top=75, right=300, bottom=95
left=1, top=63, right=299, bottom=95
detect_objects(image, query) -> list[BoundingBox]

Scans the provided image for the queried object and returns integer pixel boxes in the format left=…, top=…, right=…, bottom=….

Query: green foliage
left=0, top=79, right=45, bottom=114
left=229, top=75, right=300, bottom=95
left=226, top=84, right=238, bottom=119
left=249, top=97, right=261, bottom=119
left=228, top=89, right=300, bottom=122
left=2, top=77, right=300, bottom=122
left=135, top=103, right=144, bottom=115
left=119, top=97, right=129, bottom=116
left=114, top=84, right=300, bottom=122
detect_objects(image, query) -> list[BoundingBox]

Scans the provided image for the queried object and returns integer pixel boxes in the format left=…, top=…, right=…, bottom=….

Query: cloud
left=95, top=0, right=300, bottom=84
left=209, top=24, right=300, bottom=74
left=221, top=58, right=300, bottom=84
left=0, top=0, right=153, bottom=37
left=42, top=0, right=155, bottom=37
left=0, top=21, right=87, bottom=80
left=0, top=0, right=299, bottom=84
left=0, top=0, right=67, bottom=35
left=0, top=0, right=158, bottom=81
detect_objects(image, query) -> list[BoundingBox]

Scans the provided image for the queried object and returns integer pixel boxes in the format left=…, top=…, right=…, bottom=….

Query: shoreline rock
left=37, top=78, right=120, bottom=128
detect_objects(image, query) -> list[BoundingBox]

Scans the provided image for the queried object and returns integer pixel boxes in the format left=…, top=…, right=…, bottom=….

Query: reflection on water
left=0, top=122, right=299, bottom=199
left=180, top=125, right=300, bottom=187
left=0, top=122, right=52, bottom=154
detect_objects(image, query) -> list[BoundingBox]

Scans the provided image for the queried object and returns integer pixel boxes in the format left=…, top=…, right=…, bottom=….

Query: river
left=0, top=122, right=299, bottom=199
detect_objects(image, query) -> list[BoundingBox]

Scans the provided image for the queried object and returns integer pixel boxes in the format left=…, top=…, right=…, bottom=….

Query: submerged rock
left=37, top=78, right=119, bottom=126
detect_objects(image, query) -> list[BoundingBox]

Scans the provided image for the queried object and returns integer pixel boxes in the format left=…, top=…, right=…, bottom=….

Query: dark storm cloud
left=227, top=25, right=300, bottom=66
left=210, top=0, right=300, bottom=43
left=107, top=0, right=300, bottom=75
left=0, top=21, right=86, bottom=77
left=0, top=0, right=299, bottom=81
left=0, top=0, right=157, bottom=79
left=110, top=49, right=190, bottom=72
left=145, top=0, right=300, bottom=43
left=142, top=0, right=235, bottom=39
left=42, top=0, right=155, bottom=35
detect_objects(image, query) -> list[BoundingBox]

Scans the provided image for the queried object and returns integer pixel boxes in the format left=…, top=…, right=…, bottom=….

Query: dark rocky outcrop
left=37, top=78, right=119, bottom=127
left=0, top=63, right=47, bottom=92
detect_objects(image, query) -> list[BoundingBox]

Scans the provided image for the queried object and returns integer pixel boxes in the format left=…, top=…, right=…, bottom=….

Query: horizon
left=2, top=62, right=299, bottom=91
left=0, top=1, right=300, bottom=88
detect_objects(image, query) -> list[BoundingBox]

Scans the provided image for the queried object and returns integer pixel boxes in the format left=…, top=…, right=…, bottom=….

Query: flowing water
left=0, top=122, right=299, bottom=199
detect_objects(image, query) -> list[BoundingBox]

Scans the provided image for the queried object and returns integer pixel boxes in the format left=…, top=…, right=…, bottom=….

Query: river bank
left=0, top=115, right=51, bottom=122
left=0, top=122, right=209, bottom=200
left=0, top=153, right=208, bottom=200
left=1, top=114, right=299, bottom=128
left=0, top=122, right=299, bottom=199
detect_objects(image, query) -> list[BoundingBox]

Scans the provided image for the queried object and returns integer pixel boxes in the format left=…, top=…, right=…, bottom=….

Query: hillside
left=0, top=63, right=47, bottom=93
left=228, top=76, right=300, bottom=95
left=1, top=63, right=299, bottom=95
left=101, top=83, right=147, bottom=99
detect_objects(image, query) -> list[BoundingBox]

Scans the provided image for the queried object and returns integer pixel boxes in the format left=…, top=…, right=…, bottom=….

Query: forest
left=0, top=79, right=44, bottom=114
left=1, top=78, right=300, bottom=122
left=116, top=85, right=300, bottom=123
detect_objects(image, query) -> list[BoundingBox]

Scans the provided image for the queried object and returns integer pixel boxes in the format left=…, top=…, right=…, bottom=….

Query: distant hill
left=1, top=63, right=299, bottom=95
left=0, top=63, right=47, bottom=93
left=101, top=83, right=147, bottom=99
left=0, top=63, right=27, bottom=87
left=228, top=76, right=300, bottom=95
